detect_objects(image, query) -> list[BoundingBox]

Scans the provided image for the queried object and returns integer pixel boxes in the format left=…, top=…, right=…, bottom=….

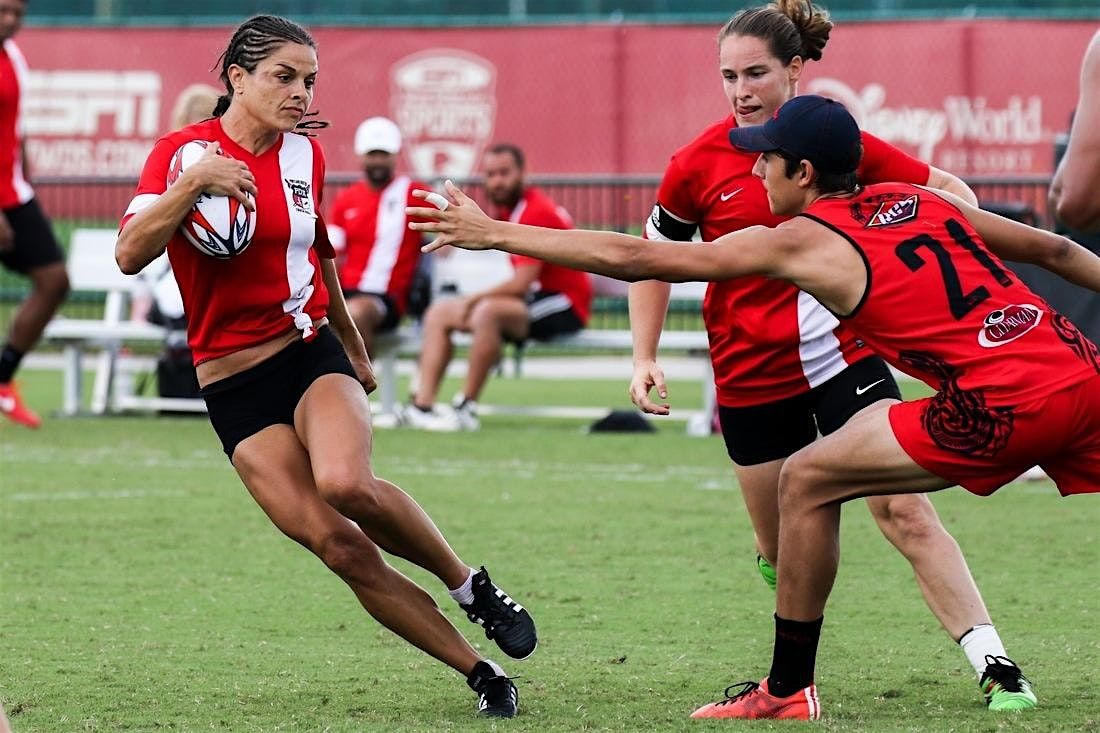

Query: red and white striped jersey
left=121, top=118, right=334, bottom=364
left=0, top=40, right=33, bottom=209
left=648, top=114, right=931, bottom=407
left=806, top=183, right=1098, bottom=404
left=328, top=176, right=428, bottom=314
left=497, top=187, right=593, bottom=325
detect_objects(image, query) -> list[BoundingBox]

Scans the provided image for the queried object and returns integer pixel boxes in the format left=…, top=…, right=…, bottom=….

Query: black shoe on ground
left=460, top=566, right=538, bottom=660
left=467, top=660, right=518, bottom=718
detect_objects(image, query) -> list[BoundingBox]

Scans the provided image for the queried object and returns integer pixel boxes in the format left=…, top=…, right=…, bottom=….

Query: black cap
left=728, top=95, right=862, bottom=174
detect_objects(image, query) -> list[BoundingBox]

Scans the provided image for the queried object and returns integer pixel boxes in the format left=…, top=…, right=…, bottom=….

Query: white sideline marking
left=7, top=488, right=187, bottom=502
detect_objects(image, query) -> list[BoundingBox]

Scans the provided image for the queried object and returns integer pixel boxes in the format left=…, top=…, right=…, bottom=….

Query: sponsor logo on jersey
left=977, top=303, right=1042, bottom=348
left=285, top=178, right=313, bottom=215
left=865, top=194, right=919, bottom=228
left=719, top=188, right=743, bottom=201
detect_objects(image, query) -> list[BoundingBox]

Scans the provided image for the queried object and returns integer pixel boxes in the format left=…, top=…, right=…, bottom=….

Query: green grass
left=1, top=370, right=1098, bottom=732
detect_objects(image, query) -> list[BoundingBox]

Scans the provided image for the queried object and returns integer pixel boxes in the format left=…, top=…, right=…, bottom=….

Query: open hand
left=407, top=180, right=497, bottom=253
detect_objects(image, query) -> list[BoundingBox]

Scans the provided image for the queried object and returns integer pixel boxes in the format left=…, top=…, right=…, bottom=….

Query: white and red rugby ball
left=167, top=140, right=256, bottom=259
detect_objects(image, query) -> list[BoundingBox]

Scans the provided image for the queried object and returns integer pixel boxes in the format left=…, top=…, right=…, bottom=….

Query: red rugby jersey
left=497, top=186, right=593, bottom=325
left=121, top=118, right=334, bottom=364
left=649, top=114, right=931, bottom=407
left=0, top=40, right=33, bottom=209
left=804, top=183, right=1098, bottom=405
left=328, top=176, right=428, bottom=315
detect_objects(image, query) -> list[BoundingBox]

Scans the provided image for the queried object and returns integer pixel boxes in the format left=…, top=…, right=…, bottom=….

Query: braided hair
left=212, top=15, right=327, bottom=133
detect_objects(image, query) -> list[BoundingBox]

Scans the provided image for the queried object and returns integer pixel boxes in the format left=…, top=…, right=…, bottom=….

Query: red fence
left=14, top=20, right=1094, bottom=181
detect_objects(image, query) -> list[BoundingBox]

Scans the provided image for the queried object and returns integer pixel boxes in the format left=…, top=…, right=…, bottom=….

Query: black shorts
left=343, top=290, right=401, bottom=333
left=526, top=291, right=584, bottom=341
left=0, top=199, right=64, bottom=274
left=718, top=356, right=902, bottom=466
left=201, top=327, right=358, bottom=458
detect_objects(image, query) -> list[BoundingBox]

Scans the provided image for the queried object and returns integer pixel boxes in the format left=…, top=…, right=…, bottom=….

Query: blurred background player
left=327, top=116, right=427, bottom=355
left=115, top=15, right=533, bottom=717
left=403, top=143, right=592, bottom=431
left=1049, top=29, right=1100, bottom=232
left=170, top=83, right=221, bottom=131
left=0, top=0, right=69, bottom=428
left=627, top=0, right=1031, bottom=709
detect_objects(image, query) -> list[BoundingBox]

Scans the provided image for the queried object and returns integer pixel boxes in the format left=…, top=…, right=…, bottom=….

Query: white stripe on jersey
left=796, top=290, right=848, bottom=388
left=5, top=40, right=32, bottom=205
left=123, top=193, right=161, bottom=217
left=278, top=133, right=318, bottom=338
left=508, top=198, right=527, bottom=224
left=358, top=175, right=410, bottom=293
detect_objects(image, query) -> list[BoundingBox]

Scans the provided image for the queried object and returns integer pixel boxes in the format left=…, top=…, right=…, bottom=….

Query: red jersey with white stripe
left=121, top=118, right=334, bottom=364
left=0, top=40, right=33, bottom=209
left=649, top=115, right=931, bottom=407
left=328, top=176, right=428, bottom=313
left=805, top=183, right=1099, bottom=405
left=498, top=186, right=593, bottom=324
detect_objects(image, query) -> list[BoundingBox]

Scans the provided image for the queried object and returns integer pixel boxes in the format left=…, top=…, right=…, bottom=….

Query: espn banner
left=15, top=20, right=1094, bottom=179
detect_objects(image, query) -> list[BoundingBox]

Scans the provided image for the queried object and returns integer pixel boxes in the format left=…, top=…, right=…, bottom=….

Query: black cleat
left=460, top=566, right=538, bottom=660
left=467, top=660, right=519, bottom=718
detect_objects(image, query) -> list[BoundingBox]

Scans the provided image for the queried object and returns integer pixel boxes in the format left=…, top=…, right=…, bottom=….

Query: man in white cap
left=328, top=116, right=430, bottom=354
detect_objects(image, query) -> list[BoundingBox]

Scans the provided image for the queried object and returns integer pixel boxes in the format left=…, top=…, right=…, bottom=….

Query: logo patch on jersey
left=977, top=304, right=1043, bottom=348
left=865, top=194, right=919, bottom=228
left=285, top=178, right=313, bottom=215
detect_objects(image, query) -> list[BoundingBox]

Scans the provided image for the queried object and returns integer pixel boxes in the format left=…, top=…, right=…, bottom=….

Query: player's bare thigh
left=780, top=402, right=951, bottom=506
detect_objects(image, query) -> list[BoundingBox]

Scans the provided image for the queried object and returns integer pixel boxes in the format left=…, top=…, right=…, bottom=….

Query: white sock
left=959, top=624, right=1007, bottom=677
left=448, top=568, right=476, bottom=605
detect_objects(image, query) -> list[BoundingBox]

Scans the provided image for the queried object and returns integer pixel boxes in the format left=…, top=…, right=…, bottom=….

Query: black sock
left=767, top=614, right=823, bottom=697
left=0, top=344, right=25, bottom=384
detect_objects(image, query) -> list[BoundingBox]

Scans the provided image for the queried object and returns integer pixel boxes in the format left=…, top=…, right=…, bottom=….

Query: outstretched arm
left=409, top=181, right=783, bottom=284
left=933, top=187, right=1100, bottom=294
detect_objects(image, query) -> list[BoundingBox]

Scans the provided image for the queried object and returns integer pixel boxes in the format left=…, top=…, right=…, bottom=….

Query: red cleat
left=690, top=678, right=821, bottom=721
left=0, top=382, right=41, bottom=428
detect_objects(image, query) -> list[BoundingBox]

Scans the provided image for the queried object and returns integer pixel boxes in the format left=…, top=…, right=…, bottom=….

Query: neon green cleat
left=756, top=554, right=777, bottom=591
left=980, top=656, right=1037, bottom=711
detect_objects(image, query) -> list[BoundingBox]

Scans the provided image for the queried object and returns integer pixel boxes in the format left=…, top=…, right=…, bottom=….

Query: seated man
left=404, top=143, right=592, bottom=431
left=328, top=116, right=428, bottom=355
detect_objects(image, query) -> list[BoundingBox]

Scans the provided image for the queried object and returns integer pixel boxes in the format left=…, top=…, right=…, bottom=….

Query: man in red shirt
left=0, top=0, right=69, bottom=428
left=404, top=143, right=591, bottom=431
left=328, top=117, right=428, bottom=355
left=410, top=96, right=1100, bottom=719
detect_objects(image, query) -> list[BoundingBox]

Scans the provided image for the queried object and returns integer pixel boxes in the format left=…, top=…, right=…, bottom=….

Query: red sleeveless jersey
left=650, top=115, right=931, bottom=407
left=121, top=119, right=334, bottom=364
left=802, top=183, right=1100, bottom=407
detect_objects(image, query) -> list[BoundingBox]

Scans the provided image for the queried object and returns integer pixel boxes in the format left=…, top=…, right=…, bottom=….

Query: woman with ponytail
left=631, top=0, right=1036, bottom=718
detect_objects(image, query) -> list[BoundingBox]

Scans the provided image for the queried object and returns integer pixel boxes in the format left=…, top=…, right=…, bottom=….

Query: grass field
left=1, top=369, right=1098, bottom=732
